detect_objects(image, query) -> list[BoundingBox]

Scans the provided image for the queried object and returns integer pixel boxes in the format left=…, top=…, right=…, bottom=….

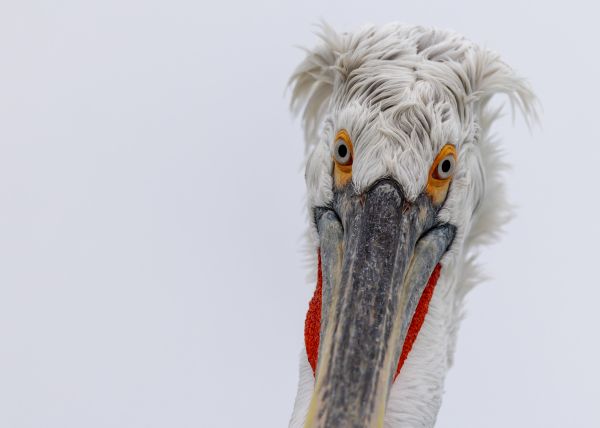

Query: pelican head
left=288, top=24, right=536, bottom=428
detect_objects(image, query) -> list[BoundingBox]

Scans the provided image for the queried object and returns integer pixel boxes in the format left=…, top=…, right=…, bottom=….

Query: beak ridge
left=305, top=180, right=455, bottom=428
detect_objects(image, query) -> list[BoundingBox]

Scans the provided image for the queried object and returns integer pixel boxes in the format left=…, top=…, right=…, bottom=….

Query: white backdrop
left=1, top=1, right=599, bottom=427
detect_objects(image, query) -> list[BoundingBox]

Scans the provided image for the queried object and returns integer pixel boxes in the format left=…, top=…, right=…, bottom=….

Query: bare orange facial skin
left=426, top=144, right=457, bottom=205
left=333, top=129, right=353, bottom=188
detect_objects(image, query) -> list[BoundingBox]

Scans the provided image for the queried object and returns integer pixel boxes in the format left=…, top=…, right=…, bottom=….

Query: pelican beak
left=305, top=179, right=456, bottom=428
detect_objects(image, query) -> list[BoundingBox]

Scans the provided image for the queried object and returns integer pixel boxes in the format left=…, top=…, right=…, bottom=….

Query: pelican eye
left=332, top=129, right=353, bottom=187
left=334, top=139, right=352, bottom=165
left=426, top=144, right=457, bottom=205
left=435, top=155, right=455, bottom=179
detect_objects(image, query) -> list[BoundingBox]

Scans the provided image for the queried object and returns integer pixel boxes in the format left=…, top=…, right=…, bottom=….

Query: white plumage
left=288, top=23, right=537, bottom=427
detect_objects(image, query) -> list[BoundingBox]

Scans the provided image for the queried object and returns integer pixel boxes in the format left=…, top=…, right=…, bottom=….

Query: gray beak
left=304, top=179, right=456, bottom=428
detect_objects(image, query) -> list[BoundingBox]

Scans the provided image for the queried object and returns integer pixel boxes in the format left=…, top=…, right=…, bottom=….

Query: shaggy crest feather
left=288, top=22, right=537, bottom=427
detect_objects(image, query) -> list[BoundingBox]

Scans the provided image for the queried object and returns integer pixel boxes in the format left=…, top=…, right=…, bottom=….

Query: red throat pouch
left=304, top=251, right=442, bottom=381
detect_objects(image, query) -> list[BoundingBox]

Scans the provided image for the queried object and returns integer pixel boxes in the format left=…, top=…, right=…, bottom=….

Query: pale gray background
left=1, top=1, right=598, bottom=427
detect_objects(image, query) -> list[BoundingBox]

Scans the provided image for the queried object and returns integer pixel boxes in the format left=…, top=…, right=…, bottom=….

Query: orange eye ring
left=426, top=144, right=457, bottom=205
left=333, top=129, right=353, bottom=187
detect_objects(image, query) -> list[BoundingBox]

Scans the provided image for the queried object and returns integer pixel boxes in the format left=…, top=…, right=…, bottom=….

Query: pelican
left=287, top=23, right=536, bottom=428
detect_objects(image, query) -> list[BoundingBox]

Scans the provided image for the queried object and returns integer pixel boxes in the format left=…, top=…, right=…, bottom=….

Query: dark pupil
left=441, top=159, right=451, bottom=173
left=337, top=144, right=348, bottom=159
